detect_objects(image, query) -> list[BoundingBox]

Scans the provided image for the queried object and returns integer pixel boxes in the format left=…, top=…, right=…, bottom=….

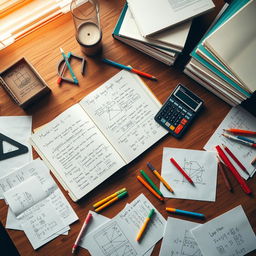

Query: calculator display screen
left=174, top=89, right=199, bottom=111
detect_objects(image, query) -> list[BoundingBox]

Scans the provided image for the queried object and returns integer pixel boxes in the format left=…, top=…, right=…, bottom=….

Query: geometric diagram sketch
left=95, top=101, right=123, bottom=121
left=171, top=230, right=202, bottom=256
left=93, top=221, right=137, bottom=256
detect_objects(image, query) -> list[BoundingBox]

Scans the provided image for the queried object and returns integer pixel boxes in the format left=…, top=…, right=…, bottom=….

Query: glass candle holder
left=70, top=0, right=102, bottom=56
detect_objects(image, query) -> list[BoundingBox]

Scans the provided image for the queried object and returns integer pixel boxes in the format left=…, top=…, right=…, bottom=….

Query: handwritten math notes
left=161, top=147, right=218, bottom=201
left=191, top=205, right=256, bottom=256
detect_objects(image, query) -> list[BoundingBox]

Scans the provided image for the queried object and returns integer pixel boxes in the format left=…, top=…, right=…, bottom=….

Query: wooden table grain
left=0, top=1, right=255, bottom=255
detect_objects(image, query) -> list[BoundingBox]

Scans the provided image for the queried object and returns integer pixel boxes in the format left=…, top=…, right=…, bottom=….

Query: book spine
left=112, top=3, right=128, bottom=37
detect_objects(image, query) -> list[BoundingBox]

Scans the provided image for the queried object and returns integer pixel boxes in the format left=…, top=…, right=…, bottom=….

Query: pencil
left=137, top=176, right=164, bottom=201
left=94, top=191, right=128, bottom=212
left=223, top=129, right=256, bottom=136
left=136, top=209, right=155, bottom=242
left=93, top=188, right=126, bottom=208
left=72, top=212, right=92, bottom=254
left=251, top=156, right=256, bottom=165
left=140, top=170, right=163, bottom=197
left=166, top=207, right=205, bottom=219
left=147, top=162, right=174, bottom=193
left=222, top=133, right=256, bottom=148
left=102, top=58, right=157, bottom=80
left=170, top=158, right=194, bottom=185
left=216, top=145, right=252, bottom=195
left=222, top=144, right=249, bottom=175
left=217, top=155, right=232, bottom=192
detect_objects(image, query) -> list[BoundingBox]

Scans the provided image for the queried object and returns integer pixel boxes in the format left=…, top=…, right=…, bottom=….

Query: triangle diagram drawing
left=0, top=133, right=29, bottom=161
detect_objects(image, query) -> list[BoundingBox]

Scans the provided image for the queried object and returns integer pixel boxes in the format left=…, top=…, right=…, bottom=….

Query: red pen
left=222, top=144, right=249, bottom=176
left=215, top=145, right=252, bottom=195
left=170, top=157, right=194, bottom=185
left=223, top=129, right=256, bottom=136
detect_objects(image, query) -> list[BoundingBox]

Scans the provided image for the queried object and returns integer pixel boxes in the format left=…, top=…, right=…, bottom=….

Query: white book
left=203, top=0, right=256, bottom=93
left=127, top=0, right=215, bottom=36
left=30, top=70, right=167, bottom=201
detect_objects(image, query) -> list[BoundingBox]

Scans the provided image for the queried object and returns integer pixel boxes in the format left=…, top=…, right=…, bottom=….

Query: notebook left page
left=30, top=104, right=126, bottom=201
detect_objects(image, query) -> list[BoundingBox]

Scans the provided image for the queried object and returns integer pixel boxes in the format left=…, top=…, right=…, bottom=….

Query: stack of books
left=113, top=1, right=215, bottom=66
left=184, top=0, right=255, bottom=106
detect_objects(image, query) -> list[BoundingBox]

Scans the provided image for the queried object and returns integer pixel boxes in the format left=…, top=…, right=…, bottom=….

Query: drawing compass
left=57, top=52, right=86, bottom=85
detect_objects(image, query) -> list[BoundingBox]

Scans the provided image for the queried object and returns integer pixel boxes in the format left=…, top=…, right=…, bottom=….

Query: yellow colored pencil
left=136, top=209, right=155, bottom=242
left=147, top=162, right=174, bottom=193
left=93, top=188, right=126, bottom=208
left=94, top=191, right=128, bottom=212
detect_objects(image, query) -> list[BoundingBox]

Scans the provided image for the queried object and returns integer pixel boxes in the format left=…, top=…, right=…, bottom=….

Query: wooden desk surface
left=0, top=1, right=255, bottom=255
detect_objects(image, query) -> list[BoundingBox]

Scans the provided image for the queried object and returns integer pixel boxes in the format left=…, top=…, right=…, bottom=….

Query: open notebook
left=30, top=70, right=167, bottom=201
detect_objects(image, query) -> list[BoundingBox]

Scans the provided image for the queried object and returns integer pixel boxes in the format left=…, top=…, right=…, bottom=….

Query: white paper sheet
left=161, top=147, right=218, bottom=201
left=204, top=106, right=256, bottom=178
left=85, top=194, right=165, bottom=256
left=191, top=205, right=256, bottom=256
left=159, top=217, right=202, bottom=256
left=0, top=116, right=32, bottom=180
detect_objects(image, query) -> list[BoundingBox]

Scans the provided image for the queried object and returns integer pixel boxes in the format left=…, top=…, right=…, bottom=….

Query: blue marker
left=166, top=207, right=205, bottom=219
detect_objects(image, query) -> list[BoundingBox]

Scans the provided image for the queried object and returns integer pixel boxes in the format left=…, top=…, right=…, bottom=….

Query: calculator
left=155, top=84, right=203, bottom=138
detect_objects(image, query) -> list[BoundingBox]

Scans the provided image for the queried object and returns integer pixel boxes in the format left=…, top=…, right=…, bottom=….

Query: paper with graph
left=160, top=147, right=218, bottom=201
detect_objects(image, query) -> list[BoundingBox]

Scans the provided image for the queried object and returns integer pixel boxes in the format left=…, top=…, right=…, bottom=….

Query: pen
left=222, top=133, right=256, bottom=148
left=137, top=175, right=164, bottom=201
left=147, top=162, right=174, bottom=193
left=93, top=188, right=127, bottom=208
left=94, top=191, right=128, bottom=212
left=223, top=129, right=256, bottom=136
left=215, top=145, right=252, bottom=195
left=140, top=170, right=163, bottom=197
left=102, top=58, right=157, bottom=80
left=136, top=209, right=155, bottom=242
left=60, top=48, right=78, bottom=84
left=236, top=136, right=256, bottom=144
left=217, top=155, right=232, bottom=192
left=72, top=212, right=92, bottom=254
left=222, top=144, right=249, bottom=175
left=166, top=207, right=205, bottom=219
left=170, top=157, right=194, bottom=185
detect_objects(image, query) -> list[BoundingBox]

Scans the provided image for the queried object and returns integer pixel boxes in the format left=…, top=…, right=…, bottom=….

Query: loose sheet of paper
left=0, top=116, right=32, bottom=180
left=85, top=194, right=165, bottom=256
left=191, top=205, right=256, bottom=256
left=161, top=147, right=218, bottom=201
left=204, top=106, right=256, bottom=179
left=159, top=217, right=202, bottom=256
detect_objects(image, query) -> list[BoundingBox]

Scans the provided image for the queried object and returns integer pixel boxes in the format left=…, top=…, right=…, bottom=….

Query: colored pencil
left=166, top=207, right=205, bottom=219
left=222, top=144, right=249, bottom=175
left=60, top=48, right=78, bottom=84
left=251, top=156, right=256, bottom=165
left=72, top=212, right=93, bottom=254
left=94, top=191, right=128, bottom=212
left=140, top=170, right=163, bottom=197
left=93, top=188, right=126, bottom=208
left=217, top=155, right=232, bottom=192
left=222, top=133, right=256, bottom=148
left=102, top=58, right=157, bottom=80
left=237, top=136, right=256, bottom=144
left=147, top=162, right=174, bottom=193
left=137, top=175, right=164, bottom=201
left=215, top=145, right=252, bottom=194
left=223, top=129, right=256, bottom=136
left=136, top=209, right=155, bottom=242
left=170, top=157, right=194, bottom=185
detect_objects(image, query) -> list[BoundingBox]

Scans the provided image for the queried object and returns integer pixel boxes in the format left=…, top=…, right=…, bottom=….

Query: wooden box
left=0, top=58, right=51, bottom=108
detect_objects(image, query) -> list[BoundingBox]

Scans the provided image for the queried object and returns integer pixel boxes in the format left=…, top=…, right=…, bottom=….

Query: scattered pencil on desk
left=137, top=175, right=164, bottom=201
left=217, top=155, right=233, bottom=192
left=94, top=190, right=128, bottom=212
left=136, top=209, right=155, bottom=242
left=223, top=128, right=256, bottom=136
left=215, top=145, right=252, bottom=195
left=170, top=157, right=194, bottom=185
left=222, top=144, right=249, bottom=175
left=102, top=58, right=157, bottom=80
left=93, top=188, right=127, bottom=208
left=72, top=212, right=92, bottom=254
left=147, top=162, right=174, bottom=193
left=251, top=156, right=256, bottom=165
left=140, top=170, right=163, bottom=197
left=222, top=133, right=256, bottom=148
left=166, top=207, right=205, bottom=219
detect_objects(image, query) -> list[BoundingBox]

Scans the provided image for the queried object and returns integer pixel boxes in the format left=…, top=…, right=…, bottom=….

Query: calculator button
left=174, top=124, right=184, bottom=134
left=185, top=115, right=190, bottom=120
left=169, top=125, right=175, bottom=131
left=181, top=118, right=188, bottom=125
left=165, top=121, right=170, bottom=127
left=187, top=112, right=193, bottom=117
left=161, top=118, right=166, bottom=123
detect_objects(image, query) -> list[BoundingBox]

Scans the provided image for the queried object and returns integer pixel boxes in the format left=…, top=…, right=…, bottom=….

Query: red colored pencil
left=217, top=156, right=232, bottom=192
left=215, top=145, right=252, bottom=195
left=223, top=129, right=256, bottom=136
left=170, top=158, right=194, bottom=185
